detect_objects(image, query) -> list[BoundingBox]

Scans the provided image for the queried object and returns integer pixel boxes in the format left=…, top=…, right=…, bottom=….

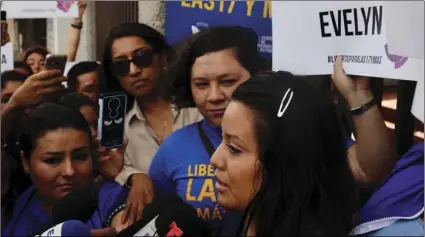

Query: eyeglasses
left=111, top=50, right=155, bottom=77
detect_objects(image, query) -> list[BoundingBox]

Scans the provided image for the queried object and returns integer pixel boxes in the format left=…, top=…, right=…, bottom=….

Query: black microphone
left=116, top=195, right=211, bottom=237
left=32, top=183, right=99, bottom=236
left=52, top=183, right=98, bottom=222
left=116, top=195, right=183, bottom=236
left=155, top=201, right=212, bottom=236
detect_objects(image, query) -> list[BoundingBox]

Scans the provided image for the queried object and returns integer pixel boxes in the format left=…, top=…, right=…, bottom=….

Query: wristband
left=105, top=204, right=126, bottom=227
left=71, top=22, right=83, bottom=29
left=350, top=98, right=376, bottom=116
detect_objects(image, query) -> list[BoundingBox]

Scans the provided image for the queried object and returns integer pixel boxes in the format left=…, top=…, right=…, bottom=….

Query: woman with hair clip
left=101, top=22, right=202, bottom=225
left=210, top=70, right=358, bottom=236
left=149, top=25, right=394, bottom=235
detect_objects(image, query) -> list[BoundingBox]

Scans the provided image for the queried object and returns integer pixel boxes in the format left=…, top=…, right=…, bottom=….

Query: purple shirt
left=352, top=142, right=424, bottom=235
left=3, top=181, right=128, bottom=236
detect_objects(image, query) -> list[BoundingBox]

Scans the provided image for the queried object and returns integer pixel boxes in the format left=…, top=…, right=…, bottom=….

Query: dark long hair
left=232, top=71, right=357, bottom=236
left=1, top=70, right=27, bottom=89
left=21, top=45, right=49, bottom=62
left=66, top=61, right=103, bottom=93
left=102, top=22, right=174, bottom=112
left=169, top=26, right=264, bottom=109
left=18, top=103, right=92, bottom=159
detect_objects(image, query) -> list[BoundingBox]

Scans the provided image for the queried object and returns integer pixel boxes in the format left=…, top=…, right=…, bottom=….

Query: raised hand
left=332, top=56, right=373, bottom=108
left=8, top=70, right=66, bottom=108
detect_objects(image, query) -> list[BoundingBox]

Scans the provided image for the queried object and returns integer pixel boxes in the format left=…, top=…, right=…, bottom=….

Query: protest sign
left=1, top=11, right=13, bottom=72
left=384, top=1, right=424, bottom=60
left=383, top=1, right=424, bottom=122
left=1, top=1, right=78, bottom=19
left=272, top=1, right=423, bottom=81
left=1, top=42, right=14, bottom=72
left=165, top=1, right=272, bottom=58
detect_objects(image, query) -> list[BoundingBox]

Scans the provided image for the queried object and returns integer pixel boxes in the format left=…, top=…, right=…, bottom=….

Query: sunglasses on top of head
left=111, top=49, right=155, bottom=77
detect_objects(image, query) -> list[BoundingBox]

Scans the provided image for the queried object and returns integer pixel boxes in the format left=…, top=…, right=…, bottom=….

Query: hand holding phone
left=98, top=92, right=127, bottom=149
left=44, top=54, right=67, bottom=75
left=8, top=70, right=66, bottom=107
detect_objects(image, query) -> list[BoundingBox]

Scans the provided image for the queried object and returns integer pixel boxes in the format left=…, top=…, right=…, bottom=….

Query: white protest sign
left=1, top=1, right=78, bottom=19
left=384, top=1, right=424, bottom=60
left=272, top=1, right=423, bottom=81
left=1, top=42, right=14, bottom=72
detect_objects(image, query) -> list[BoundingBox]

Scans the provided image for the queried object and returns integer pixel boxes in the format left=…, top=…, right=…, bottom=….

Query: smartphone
left=98, top=92, right=127, bottom=149
left=44, top=54, right=67, bottom=74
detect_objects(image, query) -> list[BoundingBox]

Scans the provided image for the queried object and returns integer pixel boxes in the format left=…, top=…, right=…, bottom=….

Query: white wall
left=46, top=1, right=96, bottom=61
left=138, top=1, right=166, bottom=34
left=46, top=1, right=167, bottom=61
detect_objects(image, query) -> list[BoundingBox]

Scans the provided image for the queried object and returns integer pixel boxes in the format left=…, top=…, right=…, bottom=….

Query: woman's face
left=79, top=105, right=98, bottom=139
left=26, top=52, right=45, bottom=73
left=110, top=36, right=162, bottom=98
left=210, top=101, right=260, bottom=211
left=22, top=128, right=93, bottom=202
left=190, top=49, right=251, bottom=127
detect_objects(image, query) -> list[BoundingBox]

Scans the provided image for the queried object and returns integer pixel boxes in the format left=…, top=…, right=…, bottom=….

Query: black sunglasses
left=111, top=50, right=155, bottom=77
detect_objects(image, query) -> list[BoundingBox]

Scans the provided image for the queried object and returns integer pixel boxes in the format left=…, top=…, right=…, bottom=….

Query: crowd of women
left=1, top=1, right=424, bottom=236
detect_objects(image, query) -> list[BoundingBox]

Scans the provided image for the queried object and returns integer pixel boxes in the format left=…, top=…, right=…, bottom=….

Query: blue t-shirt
left=149, top=120, right=241, bottom=236
left=149, top=119, right=356, bottom=236
left=3, top=181, right=128, bottom=236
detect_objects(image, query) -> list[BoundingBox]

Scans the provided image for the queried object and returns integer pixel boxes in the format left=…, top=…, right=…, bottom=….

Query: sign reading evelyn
left=384, top=1, right=424, bottom=122
left=272, top=1, right=423, bottom=81
left=165, top=1, right=272, bottom=58
left=1, top=10, right=13, bottom=72
left=1, top=1, right=78, bottom=19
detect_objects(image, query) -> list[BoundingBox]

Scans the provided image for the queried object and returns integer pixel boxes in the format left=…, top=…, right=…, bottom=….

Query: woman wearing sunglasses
left=101, top=22, right=202, bottom=226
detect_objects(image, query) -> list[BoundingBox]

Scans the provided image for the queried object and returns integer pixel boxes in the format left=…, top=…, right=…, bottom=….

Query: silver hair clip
left=277, top=88, right=294, bottom=118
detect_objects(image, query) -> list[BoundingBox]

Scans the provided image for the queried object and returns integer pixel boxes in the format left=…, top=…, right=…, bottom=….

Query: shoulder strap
left=197, top=121, right=215, bottom=157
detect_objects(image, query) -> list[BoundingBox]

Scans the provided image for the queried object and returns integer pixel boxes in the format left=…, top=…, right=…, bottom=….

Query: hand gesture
left=9, top=70, right=66, bottom=108
left=95, top=137, right=128, bottom=179
left=122, top=173, right=154, bottom=226
left=75, top=0, right=87, bottom=21
left=332, top=56, right=373, bottom=107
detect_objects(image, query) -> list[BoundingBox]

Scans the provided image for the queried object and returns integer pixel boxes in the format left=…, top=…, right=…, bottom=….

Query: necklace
left=157, top=119, right=168, bottom=144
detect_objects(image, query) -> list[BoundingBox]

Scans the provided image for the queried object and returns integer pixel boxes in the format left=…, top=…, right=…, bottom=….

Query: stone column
left=138, top=1, right=166, bottom=34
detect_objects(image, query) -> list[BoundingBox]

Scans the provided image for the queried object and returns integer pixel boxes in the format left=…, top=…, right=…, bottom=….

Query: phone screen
left=45, top=55, right=67, bottom=74
left=98, top=93, right=127, bottom=148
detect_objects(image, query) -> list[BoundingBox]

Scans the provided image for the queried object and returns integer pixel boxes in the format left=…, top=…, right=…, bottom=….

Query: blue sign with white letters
left=165, top=1, right=272, bottom=58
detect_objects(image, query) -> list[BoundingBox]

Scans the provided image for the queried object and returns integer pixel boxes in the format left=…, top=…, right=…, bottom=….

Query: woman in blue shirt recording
left=3, top=103, right=129, bottom=236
